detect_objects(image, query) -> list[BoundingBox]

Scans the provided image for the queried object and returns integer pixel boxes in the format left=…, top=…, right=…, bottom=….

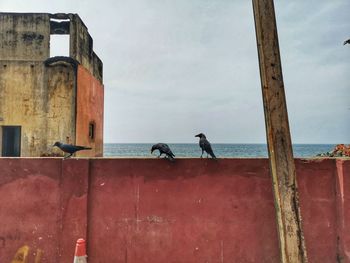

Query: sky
left=1, top=0, right=349, bottom=144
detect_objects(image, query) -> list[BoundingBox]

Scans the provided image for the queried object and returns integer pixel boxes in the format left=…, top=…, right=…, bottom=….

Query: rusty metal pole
left=252, top=0, right=308, bottom=262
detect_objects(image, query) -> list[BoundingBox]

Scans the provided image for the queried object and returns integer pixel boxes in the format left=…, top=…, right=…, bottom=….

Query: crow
left=151, top=143, right=175, bottom=160
left=195, top=133, right=216, bottom=159
left=53, top=141, right=92, bottom=158
left=344, top=39, right=350, bottom=45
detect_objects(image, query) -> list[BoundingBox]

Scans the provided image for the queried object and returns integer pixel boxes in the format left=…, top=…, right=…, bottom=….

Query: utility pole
left=252, top=0, right=308, bottom=262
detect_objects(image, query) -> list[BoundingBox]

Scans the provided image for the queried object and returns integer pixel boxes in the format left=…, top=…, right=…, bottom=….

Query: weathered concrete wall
left=0, top=59, right=102, bottom=157
left=0, top=61, right=48, bottom=156
left=0, top=12, right=104, bottom=82
left=0, top=13, right=51, bottom=155
left=69, top=15, right=103, bottom=83
left=0, top=13, right=50, bottom=60
left=0, top=59, right=78, bottom=157
left=92, top=51, right=103, bottom=82
left=0, top=158, right=349, bottom=263
left=75, top=65, right=104, bottom=157
left=69, top=15, right=91, bottom=70
left=46, top=58, right=77, bottom=156
left=0, top=13, right=103, bottom=157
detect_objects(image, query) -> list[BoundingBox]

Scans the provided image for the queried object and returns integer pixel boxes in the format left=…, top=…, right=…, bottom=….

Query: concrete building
left=0, top=13, right=104, bottom=157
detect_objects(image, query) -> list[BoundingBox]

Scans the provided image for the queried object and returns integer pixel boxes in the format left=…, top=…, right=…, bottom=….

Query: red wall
left=0, top=159, right=89, bottom=263
left=76, top=65, right=104, bottom=157
left=0, top=158, right=348, bottom=262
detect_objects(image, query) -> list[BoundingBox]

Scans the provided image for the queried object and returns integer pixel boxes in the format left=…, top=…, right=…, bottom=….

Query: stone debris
left=317, top=144, right=350, bottom=157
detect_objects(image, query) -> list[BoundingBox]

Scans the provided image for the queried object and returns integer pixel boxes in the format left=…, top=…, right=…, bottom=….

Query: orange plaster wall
left=76, top=65, right=104, bottom=157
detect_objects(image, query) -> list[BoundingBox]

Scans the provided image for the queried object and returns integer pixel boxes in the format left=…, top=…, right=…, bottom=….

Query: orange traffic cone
left=73, top=238, right=87, bottom=263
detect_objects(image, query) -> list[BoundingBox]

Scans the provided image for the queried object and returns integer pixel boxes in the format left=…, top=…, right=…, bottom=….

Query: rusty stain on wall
left=11, top=245, right=29, bottom=263
left=11, top=245, right=42, bottom=263
left=0, top=13, right=104, bottom=157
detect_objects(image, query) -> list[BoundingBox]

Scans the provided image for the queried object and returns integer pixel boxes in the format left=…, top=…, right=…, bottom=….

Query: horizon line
left=103, top=142, right=339, bottom=145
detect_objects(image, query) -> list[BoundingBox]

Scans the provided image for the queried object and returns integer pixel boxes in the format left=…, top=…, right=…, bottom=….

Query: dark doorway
left=2, top=126, right=21, bottom=157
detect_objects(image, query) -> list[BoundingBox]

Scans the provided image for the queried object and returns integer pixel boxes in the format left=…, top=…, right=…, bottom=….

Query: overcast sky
left=1, top=0, right=349, bottom=143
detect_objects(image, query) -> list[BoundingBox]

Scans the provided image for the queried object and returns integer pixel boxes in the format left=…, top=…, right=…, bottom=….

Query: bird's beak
left=195, top=134, right=199, bottom=137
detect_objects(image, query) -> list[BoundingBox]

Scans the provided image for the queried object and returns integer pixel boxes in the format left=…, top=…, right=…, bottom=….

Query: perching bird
left=195, top=133, right=216, bottom=159
left=53, top=141, right=92, bottom=158
left=151, top=143, right=175, bottom=160
left=344, top=39, right=350, bottom=45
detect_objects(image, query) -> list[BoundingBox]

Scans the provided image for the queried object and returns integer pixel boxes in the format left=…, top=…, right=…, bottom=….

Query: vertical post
left=252, top=1, right=308, bottom=262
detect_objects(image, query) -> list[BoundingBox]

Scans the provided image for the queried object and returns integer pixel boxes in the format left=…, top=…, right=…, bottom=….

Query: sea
left=103, top=143, right=334, bottom=158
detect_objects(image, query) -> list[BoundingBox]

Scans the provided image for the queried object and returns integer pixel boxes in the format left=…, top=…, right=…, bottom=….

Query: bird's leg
left=167, top=156, right=175, bottom=162
left=200, top=149, right=204, bottom=158
left=64, top=153, right=73, bottom=159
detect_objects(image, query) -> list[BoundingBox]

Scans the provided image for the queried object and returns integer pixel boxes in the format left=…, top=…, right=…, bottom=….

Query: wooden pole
left=252, top=1, right=308, bottom=262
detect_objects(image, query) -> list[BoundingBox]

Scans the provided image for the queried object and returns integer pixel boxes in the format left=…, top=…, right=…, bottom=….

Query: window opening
left=50, top=18, right=70, bottom=57
left=89, top=122, right=95, bottom=141
left=2, top=126, right=21, bottom=157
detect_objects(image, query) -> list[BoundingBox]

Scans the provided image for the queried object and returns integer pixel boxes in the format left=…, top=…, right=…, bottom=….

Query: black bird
left=344, top=39, right=350, bottom=45
left=195, top=133, right=216, bottom=159
left=151, top=143, right=175, bottom=160
left=53, top=141, right=92, bottom=158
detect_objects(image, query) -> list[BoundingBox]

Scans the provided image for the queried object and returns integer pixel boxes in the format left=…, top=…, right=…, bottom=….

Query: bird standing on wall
left=151, top=143, right=175, bottom=161
left=53, top=141, right=92, bottom=159
left=195, top=133, right=217, bottom=159
left=344, top=39, right=350, bottom=45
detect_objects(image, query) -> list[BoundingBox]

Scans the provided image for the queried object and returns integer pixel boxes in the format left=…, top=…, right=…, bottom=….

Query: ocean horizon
left=103, top=143, right=335, bottom=158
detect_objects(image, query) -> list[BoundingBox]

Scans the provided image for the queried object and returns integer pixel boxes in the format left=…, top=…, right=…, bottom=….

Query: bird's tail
left=78, top=146, right=92, bottom=150
left=75, top=145, right=92, bottom=150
